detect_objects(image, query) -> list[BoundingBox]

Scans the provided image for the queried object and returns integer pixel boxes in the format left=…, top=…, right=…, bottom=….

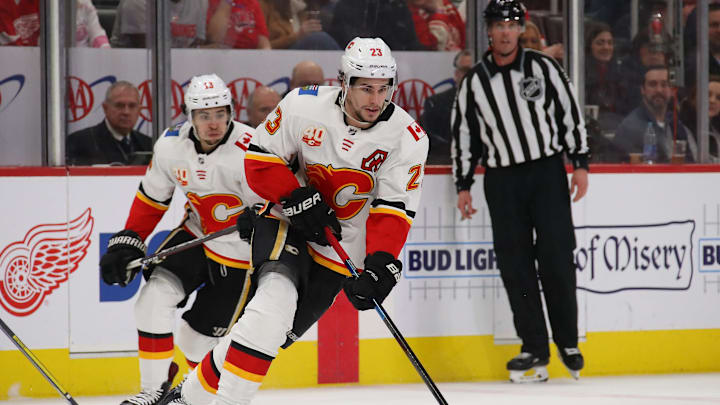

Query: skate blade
left=567, top=368, right=580, bottom=380
left=509, top=366, right=549, bottom=383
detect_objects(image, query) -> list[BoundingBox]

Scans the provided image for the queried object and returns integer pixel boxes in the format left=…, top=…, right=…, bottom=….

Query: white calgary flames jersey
left=140, top=120, right=264, bottom=269
left=251, top=86, right=429, bottom=273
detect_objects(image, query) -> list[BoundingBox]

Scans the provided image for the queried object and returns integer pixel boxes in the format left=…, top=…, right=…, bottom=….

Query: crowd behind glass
left=1, top=0, right=717, bottom=165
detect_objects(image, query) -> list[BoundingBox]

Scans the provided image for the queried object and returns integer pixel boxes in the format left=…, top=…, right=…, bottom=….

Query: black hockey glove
left=100, top=230, right=146, bottom=286
left=343, top=251, right=402, bottom=311
left=281, top=186, right=342, bottom=246
left=235, top=207, right=259, bottom=242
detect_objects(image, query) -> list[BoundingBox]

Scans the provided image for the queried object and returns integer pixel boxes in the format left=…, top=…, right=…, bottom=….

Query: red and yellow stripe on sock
left=137, top=331, right=174, bottom=360
left=197, top=349, right=222, bottom=394
left=223, top=342, right=274, bottom=383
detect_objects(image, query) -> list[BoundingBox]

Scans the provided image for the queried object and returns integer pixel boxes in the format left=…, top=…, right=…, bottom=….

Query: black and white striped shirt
left=451, top=48, right=589, bottom=191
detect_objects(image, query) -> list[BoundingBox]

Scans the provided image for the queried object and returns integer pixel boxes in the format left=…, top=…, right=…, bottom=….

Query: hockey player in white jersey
left=159, top=37, right=429, bottom=405
left=100, top=74, right=264, bottom=405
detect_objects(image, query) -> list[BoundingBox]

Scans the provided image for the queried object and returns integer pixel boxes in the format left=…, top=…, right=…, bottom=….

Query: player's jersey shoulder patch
left=165, top=122, right=184, bottom=137
left=406, top=121, right=427, bottom=141
left=298, top=85, right=319, bottom=96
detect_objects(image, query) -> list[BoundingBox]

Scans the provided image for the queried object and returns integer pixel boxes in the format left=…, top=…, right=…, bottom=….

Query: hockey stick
left=126, top=225, right=237, bottom=271
left=323, top=228, right=448, bottom=405
left=0, top=317, right=79, bottom=405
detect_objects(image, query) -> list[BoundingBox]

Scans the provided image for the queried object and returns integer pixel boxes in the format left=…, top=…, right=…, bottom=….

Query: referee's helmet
left=483, top=0, right=526, bottom=25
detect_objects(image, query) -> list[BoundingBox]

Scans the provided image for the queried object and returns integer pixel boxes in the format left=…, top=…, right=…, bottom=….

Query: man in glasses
left=161, top=37, right=428, bottom=405
left=67, top=81, right=152, bottom=165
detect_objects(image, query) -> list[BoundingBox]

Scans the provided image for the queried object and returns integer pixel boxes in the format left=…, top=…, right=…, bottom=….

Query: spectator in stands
left=520, top=20, right=563, bottom=61
left=684, top=4, right=720, bottom=87
left=520, top=20, right=542, bottom=50
left=1, top=0, right=110, bottom=48
left=67, top=81, right=152, bottom=165
left=585, top=22, right=623, bottom=131
left=329, top=0, right=423, bottom=51
left=0, top=0, right=40, bottom=46
left=306, top=0, right=339, bottom=28
left=259, top=0, right=339, bottom=49
left=111, top=0, right=209, bottom=48
left=407, top=0, right=465, bottom=51
left=679, top=75, right=720, bottom=163
left=206, top=0, right=271, bottom=49
left=247, top=86, right=281, bottom=128
left=75, top=0, right=110, bottom=48
left=419, top=49, right=472, bottom=165
left=614, top=66, right=692, bottom=163
left=615, top=28, right=671, bottom=115
left=287, top=60, right=325, bottom=94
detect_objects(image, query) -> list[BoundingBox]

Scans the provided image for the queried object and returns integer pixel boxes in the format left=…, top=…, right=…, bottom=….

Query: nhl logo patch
left=519, top=76, right=543, bottom=101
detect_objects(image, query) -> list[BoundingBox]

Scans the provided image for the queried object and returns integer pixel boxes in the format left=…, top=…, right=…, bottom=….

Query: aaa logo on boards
left=228, top=77, right=263, bottom=123
left=67, top=76, right=94, bottom=122
left=393, top=79, right=434, bottom=120
left=0, top=74, right=25, bottom=114
left=138, top=79, right=185, bottom=122
left=0, top=209, right=94, bottom=316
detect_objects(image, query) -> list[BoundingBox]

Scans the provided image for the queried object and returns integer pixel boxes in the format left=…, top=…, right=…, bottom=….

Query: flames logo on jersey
left=302, top=126, right=325, bottom=147
left=186, top=193, right=244, bottom=234
left=0, top=209, right=94, bottom=316
left=306, top=164, right=374, bottom=220
left=361, top=149, right=388, bottom=173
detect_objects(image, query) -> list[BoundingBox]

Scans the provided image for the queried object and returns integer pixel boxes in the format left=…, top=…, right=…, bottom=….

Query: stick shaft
left=127, top=226, right=236, bottom=270
left=0, top=317, right=79, bottom=405
left=323, top=228, right=448, bottom=405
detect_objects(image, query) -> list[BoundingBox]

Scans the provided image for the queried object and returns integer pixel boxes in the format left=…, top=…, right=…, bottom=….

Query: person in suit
left=419, top=49, right=472, bottom=164
left=67, top=81, right=152, bottom=165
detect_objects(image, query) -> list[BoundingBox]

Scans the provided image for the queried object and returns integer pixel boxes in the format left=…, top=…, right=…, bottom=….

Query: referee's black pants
left=483, top=155, right=578, bottom=359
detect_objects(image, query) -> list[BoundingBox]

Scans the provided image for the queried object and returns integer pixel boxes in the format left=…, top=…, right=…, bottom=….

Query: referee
left=451, top=0, right=589, bottom=382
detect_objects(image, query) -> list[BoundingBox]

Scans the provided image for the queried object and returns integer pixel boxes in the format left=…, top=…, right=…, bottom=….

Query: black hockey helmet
left=483, top=0, right=526, bottom=25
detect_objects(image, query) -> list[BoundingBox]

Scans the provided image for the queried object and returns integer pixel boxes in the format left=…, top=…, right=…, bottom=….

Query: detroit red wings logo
left=0, top=209, right=94, bottom=316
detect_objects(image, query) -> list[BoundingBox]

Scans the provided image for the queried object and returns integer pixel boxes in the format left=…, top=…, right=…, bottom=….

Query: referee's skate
left=507, top=353, right=549, bottom=383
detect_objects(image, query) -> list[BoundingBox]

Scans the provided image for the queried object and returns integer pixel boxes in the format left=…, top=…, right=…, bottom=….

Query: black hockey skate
left=507, top=352, right=549, bottom=383
left=558, top=347, right=584, bottom=380
left=121, top=361, right=179, bottom=405
left=157, top=383, right=186, bottom=405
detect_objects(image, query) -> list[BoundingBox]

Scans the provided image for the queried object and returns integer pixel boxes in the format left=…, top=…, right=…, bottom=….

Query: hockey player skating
left=452, top=0, right=587, bottom=383
left=100, top=74, right=264, bottom=405
left=160, top=37, right=429, bottom=405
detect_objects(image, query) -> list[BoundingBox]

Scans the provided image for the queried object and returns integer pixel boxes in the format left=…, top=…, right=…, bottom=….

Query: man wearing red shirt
left=0, top=0, right=40, bottom=46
